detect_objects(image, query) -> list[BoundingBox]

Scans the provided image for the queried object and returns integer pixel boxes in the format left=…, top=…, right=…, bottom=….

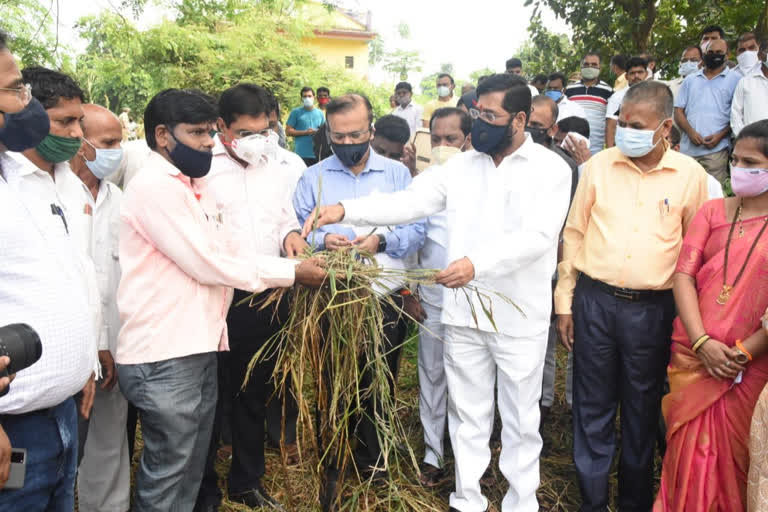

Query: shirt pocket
left=656, top=203, right=683, bottom=243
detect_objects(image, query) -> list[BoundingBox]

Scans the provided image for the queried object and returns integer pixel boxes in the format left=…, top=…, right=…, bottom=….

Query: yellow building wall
left=303, top=37, right=370, bottom=79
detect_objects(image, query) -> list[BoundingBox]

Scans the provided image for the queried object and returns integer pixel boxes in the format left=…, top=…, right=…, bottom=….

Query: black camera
left=0, top=324, right=43, bottom=397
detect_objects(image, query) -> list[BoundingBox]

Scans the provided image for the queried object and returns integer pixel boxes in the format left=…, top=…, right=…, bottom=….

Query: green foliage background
left=2, top=0, right=393, bottom=121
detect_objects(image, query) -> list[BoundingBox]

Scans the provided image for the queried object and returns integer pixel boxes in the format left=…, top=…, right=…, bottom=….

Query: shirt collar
left=323, top=147, right=386, bottom=176
left=5, top=151, right=73, bottom=180
left=478, top=133, right=535, bottom=165
left=694, top=65, right=730, bottom=79
left=614, top=142, right=678, bottom=174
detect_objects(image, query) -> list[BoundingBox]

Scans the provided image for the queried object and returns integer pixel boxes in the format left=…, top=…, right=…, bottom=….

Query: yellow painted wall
left=303, top=37, right=370, bottom=79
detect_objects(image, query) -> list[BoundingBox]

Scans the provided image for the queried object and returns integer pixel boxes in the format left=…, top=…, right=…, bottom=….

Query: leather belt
left=580, top=274, right=672, bottom=302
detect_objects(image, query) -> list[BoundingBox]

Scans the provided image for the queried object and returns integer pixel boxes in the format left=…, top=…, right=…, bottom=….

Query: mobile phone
left=5, top=448, right=26, bottom=490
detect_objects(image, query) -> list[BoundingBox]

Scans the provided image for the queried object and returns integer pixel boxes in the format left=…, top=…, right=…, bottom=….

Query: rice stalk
left=241, top=247, right=519, bottom=511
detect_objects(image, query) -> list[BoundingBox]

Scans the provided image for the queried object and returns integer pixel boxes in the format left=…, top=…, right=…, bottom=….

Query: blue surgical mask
left=678, top=61, right=699, bottom=78
left=83, top=139, right=123, bottom=180
left=0, top=97, right=50, bottom=152
left=545, top=90, right=563, bottom=102
left=168, top=132, right=212, bottom=178
left=614, top=121, right=666, bottom=158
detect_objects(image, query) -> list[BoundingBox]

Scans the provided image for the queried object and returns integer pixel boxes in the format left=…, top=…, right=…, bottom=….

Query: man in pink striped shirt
left=115, top=88, right=325, bottom=512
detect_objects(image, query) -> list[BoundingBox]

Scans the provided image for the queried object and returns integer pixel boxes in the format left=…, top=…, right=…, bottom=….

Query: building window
left=345, top=56, right=354, bottom=69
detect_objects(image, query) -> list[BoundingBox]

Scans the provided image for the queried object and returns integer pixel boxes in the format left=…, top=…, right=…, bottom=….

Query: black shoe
left=320, top=467, right=340, bottom=512
left=229, top=484, right=286, bottom=511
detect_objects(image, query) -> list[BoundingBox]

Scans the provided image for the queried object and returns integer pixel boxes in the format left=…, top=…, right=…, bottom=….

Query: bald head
left=72, top=104, right=124, bottom=183
left=530, top=95, right=558, bottom=127
left=709, top=38, right=728, bottom=53
left=82, top=104, right=121, bottom=140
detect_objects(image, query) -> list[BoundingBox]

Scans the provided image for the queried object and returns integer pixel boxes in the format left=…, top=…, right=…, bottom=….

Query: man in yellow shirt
left=421, top=73, right=456, bottom=128
left=611, top=54, right=628, bottom=91
left=555, top=81, right=708, bottom=512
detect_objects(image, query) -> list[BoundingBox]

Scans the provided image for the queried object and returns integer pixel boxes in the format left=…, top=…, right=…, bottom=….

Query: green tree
left=73, top=6, right=392, bottom=118
left=515, top=15, right=574, bottom=76
left=526, top=0, right=768, bottom=79
left=469, top=67, right=496, bottom=84
left=0, top=0, right=71, bottom=68
left=382, top=49, right=423, bottom=81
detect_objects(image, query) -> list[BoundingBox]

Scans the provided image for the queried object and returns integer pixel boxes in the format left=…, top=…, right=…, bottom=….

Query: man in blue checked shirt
left=293, top=93, right=425, bottom=512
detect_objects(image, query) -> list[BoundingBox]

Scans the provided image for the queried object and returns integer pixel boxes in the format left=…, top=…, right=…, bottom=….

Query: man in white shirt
left=735, top=32, right=763, bottom=77
left=0, top=61, right=97, bottom=509
left=732, top=41, right=768, bottom=137
left=667, top=46, right=703, bottom=99
left=545, top=72, right=587, bottom=123
left=392, top=81, right=423, bottom=138
left=67, top=104, right=129, bottom=512
left=199, top=83, right=307, bottom=511
left=605, top=56, right=649, bottom=147
left=414, top=107, right=472, bottom=489
left=302, top=74, right=572, bottom=512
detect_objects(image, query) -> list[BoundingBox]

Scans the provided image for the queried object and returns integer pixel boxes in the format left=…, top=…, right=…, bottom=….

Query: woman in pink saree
left=654, top=121, right=768, bottom=512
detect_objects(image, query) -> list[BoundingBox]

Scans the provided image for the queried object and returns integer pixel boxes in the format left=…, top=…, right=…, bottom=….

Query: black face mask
left=703, top=53, right=726, bottom=69
left=331, top=141, right=369, bottom=168
left=526, top=125, right=552, bottom=146
left=168, top=131, right=212, bottom=178
left=0, top=97, right=50, bottom=152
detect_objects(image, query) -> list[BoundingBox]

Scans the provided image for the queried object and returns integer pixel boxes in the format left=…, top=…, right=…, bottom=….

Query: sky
left=57, top=0, right=570, bottom=86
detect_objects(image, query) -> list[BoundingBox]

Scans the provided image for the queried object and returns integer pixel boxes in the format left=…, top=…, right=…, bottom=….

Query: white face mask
left=738, top=50, right=759, bottom=70
left=231, top=133, right=270, bottom=165
left=303, top=97, right=314, bottom=108
left=581, top=67, right=600, bottom=80
left=679, top=60, right=700, bottom=78
left=437, top=85, right=451, bottom=98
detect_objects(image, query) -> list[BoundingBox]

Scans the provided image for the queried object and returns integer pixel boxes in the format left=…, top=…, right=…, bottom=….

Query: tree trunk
left=756, top=0, right=768, bottom=41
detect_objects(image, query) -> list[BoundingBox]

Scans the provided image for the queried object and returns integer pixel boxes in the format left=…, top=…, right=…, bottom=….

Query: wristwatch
left=377, top=234, right=387, bottom=253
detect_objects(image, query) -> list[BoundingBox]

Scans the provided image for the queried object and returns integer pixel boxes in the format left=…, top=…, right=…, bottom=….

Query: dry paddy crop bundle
left=241, top=247, right=519, bottom=511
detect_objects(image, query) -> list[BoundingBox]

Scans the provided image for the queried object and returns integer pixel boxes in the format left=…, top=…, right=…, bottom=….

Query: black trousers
left=318, top=294, right=408, bottom=471
left=226, top=289, right=298, bottom=495
left=194, top=290, right=298, bottom=503
left=572, top=275, right=675, bottom=512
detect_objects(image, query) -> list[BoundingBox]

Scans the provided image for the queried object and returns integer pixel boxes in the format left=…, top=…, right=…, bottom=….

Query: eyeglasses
left=0, top=83, right=32, bottom=106
left=327, top=128, right=371, bottom=144
left=680, top=57, right=700, bottom=63
left=236, top=129, right=270, bottom=138
left=469, top=108, right=507, bottom=123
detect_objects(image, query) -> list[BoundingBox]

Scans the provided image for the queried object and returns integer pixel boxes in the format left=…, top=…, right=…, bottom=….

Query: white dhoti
left=418, top=301, right=448, bottom=468
left=77, top=384, right=131, bottom=512
left=444, top=325, right=547, bottom=512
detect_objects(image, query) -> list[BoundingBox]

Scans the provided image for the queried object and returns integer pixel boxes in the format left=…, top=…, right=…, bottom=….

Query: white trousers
left=77, top=384, right=131, bottom=512
left=444, top=325, right=547, bottom=512
left=418, top=301, right=448, bottom=468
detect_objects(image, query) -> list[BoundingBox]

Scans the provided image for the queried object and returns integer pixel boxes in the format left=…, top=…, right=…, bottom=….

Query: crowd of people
left=2, top=19, right=768, bottom=512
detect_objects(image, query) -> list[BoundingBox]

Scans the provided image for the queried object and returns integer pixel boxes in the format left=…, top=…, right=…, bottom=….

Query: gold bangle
left=692, top=334, right=711, bottom=352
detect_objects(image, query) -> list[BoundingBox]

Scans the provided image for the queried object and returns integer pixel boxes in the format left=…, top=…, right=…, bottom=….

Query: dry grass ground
left=125, top=329, right=657, bottom=511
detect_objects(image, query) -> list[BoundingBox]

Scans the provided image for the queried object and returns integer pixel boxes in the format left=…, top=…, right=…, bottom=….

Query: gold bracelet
left=692, top=334, right=711, bottom=352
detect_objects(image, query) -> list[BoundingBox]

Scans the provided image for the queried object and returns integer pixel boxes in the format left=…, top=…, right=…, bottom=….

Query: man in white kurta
left=303, top=74, right=572, bottom=512
left=66, top=104, right=129, bottom=512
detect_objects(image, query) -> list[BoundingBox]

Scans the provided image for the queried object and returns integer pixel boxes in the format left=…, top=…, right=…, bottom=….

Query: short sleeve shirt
left=286, top=107, right=325, bottom=158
